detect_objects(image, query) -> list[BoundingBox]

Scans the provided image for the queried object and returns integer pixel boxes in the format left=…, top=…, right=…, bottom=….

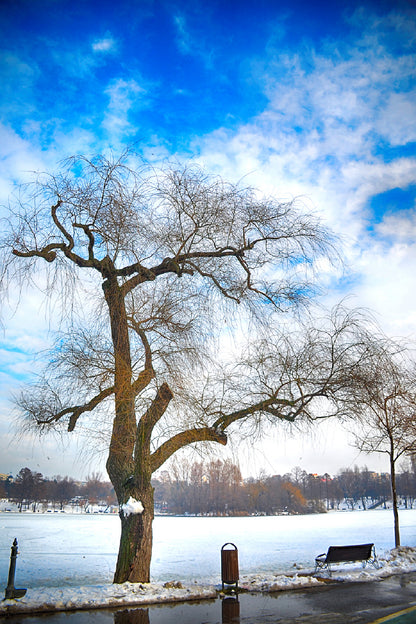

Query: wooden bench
left=314, top=543, right=379, bottom=575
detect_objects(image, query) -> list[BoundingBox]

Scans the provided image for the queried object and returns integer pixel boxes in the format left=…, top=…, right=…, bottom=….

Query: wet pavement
left=3, top=573, right=416, bottom=623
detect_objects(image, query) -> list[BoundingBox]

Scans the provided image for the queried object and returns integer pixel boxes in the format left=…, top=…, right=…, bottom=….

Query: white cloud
left=0, top=51, right=40, bottom=125
left=353, top=241, right=416, bottom=337
left=379, top=91, right=416, bottom=145
left=0, top=124, right=51, bottom=207
left=0, top=121, right=102, bottom=205
left=92, top=35, right=117, bottom=54
left=193, top=12, right=416, bottom=337
left=377, top=209, right=416, bottom=241
left=0, top=51, right=39, bottom=93
left=0, top=417, right=97, bottom=480
left=102, top=78, right=147, bottom=139
left=342, top=158, right=416, bottom=201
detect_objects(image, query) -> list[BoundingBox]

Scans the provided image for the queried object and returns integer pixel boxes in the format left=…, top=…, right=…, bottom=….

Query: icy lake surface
left=1, top=509, right=416, bottom=588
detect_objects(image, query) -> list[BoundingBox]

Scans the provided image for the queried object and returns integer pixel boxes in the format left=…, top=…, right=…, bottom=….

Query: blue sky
left=1, top=0, right=416, bottom=479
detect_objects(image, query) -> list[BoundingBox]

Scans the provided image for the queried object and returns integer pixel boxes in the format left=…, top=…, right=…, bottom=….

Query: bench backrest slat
left=326, top=543, right=373, bottom=563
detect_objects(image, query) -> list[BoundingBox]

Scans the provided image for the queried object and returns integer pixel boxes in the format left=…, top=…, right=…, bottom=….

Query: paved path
left=369, top=605, right=416, bottom=623
left=3, top=573, right=416, bottom=623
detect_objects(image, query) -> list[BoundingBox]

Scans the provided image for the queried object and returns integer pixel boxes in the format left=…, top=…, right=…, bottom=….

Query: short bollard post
left=4, top=538, right=27, bottom=600
left=221, top=542, right=239, bottom=591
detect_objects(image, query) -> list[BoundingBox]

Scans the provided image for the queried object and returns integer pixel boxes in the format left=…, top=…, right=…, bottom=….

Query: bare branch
left=151, top=426, right=227, bottom=472
left=136, top=382, right=173, bottom=464
left=17, top=385, right=114, bottom=433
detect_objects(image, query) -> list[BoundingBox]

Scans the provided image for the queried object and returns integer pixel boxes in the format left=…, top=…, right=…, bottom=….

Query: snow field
left=1, top=509, right=416, bottom=614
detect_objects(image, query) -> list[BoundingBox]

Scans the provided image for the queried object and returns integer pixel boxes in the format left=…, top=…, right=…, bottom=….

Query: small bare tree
left=1, top=152, right=374, bottom=582
left=352, top=338, right=416, bottom=546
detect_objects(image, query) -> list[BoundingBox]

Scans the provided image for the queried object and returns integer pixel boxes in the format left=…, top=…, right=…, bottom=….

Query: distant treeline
left=0, top=468, right=116, bottom=512
left=2, top=461, right=416, bottom=515
left=152, top=459, right=416, bottom=515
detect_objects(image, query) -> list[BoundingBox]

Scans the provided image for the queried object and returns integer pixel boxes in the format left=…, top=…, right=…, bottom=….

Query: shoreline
left=2, top=548, right=416, bottom=617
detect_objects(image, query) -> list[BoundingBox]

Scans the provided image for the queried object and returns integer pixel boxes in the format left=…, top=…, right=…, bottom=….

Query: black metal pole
left=4, top=538, right=27, bottom=600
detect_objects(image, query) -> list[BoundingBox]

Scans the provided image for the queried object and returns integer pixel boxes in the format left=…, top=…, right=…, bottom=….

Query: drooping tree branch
left=25, top=385, right=115, bottom=432
left=67, top=386, right=115, bottom=431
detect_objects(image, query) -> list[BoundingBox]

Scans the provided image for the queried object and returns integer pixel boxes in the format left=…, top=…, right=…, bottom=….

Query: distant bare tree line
left=3, top=460, right=416, bottom=516
left=154, top=459, right=416, bottom=516
left=0, top=467, right=116, bottom=512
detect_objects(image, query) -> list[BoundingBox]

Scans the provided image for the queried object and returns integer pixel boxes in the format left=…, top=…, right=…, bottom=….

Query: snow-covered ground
left=1, top=547, right=416, bottom=615
left=2, top=508, right=416, bottom=586
left=1, top=509, right=416, bottom=615
left=0, top=580, right=217, bottom=615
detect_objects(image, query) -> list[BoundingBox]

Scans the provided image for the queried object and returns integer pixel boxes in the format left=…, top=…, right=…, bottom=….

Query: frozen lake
left=1, top=509, right=416, bottom=588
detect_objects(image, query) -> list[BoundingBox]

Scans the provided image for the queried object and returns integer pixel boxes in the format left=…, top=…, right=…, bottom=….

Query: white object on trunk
left=120, top=497, right=144, bottom=517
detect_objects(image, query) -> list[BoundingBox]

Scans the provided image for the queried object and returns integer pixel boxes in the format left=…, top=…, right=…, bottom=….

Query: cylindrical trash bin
left=221, top=542, right=239, bottom=590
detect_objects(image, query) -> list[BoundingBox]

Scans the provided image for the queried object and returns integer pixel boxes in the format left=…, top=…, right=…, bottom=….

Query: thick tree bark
left=113, top=482, right=154, bottom=583
left=104, top=274, right=136, bottom=481
left=103, top=273, right=149, bottom=582
left=103, top=274, right=176, bottom=583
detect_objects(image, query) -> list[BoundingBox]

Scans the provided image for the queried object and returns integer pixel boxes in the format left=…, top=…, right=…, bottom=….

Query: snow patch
left=239, top=572, right=323, bottom=592
left=0, top=582, right=216, bottom=615
left=239, top=547, right=416, bottom=591
left=120, top=497, right=144, bottom=517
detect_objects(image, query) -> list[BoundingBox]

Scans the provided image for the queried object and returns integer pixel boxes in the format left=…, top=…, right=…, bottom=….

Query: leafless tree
left=1, top=152, right=375, bottom=582
left=351, top=337, right=416, bottom=546
left=12, top=467, right=45, bottom=512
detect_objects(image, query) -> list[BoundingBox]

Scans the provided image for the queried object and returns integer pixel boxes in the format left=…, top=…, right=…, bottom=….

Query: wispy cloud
left=172, top=10, right=215, bottom=69
left=102, top=77, right=147, bottom=139
left=173, top=14, right=192, bottom=55
left=0, top=51, right=39, bottom=122
left=92, top=34, right=118, bottom=54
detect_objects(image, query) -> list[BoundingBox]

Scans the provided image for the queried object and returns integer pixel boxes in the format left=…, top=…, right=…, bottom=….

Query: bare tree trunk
left=113, top=483, right=154, bottom=583
left=390, top=453, right=401, bottom=547
left=104, top=275, right=136, bottom=484
left=104, top=274, right=155, bottom=583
